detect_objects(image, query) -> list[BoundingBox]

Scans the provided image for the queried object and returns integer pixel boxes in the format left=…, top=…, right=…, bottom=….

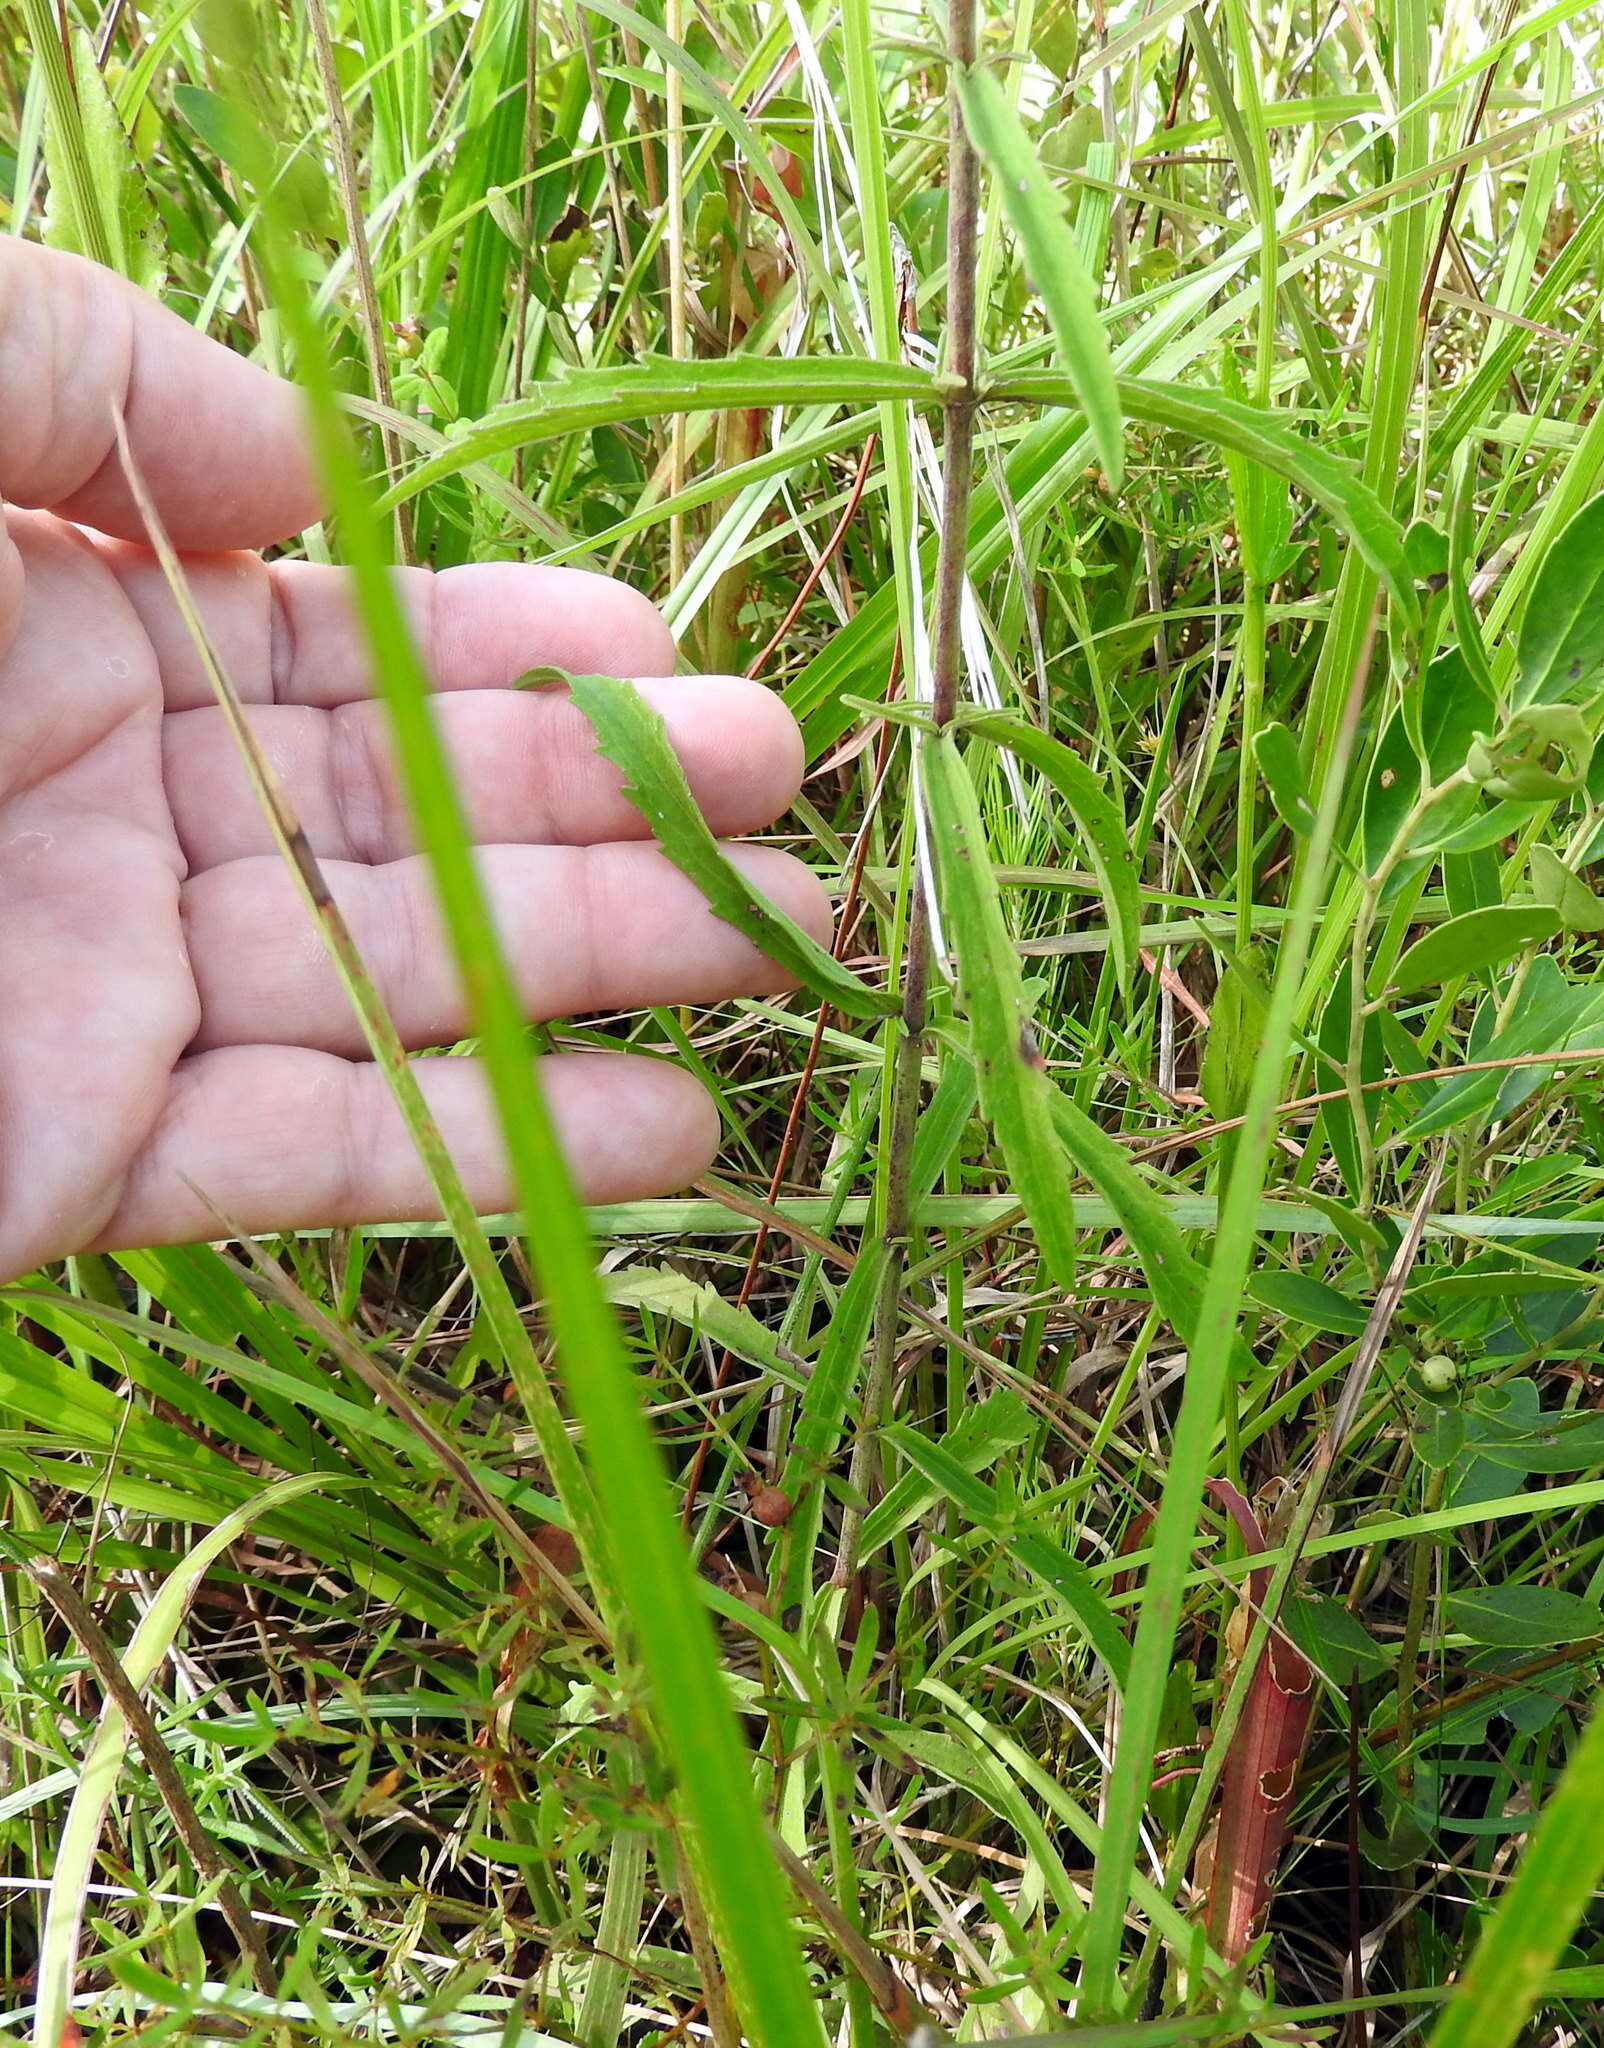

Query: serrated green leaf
left=34, top=18, right=165, bottom=290
left=956, top=708, right=1139, bottom=999
left=564, top=672, right=896, bottom=1021
left=377, top=358, right=941, bottom=511
left=1013, top=373, right=1418, bottom=630
left=956, top=67, right=1124, bottom=488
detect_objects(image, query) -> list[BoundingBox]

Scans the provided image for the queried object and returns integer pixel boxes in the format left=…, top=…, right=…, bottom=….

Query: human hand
left=0, top=241, right=828, bottom=1280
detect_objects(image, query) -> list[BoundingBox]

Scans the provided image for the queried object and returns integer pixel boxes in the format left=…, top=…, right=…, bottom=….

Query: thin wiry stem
left=836, top=0, right=980, bottom=1586
left=307, top=0, right=414, bottom=563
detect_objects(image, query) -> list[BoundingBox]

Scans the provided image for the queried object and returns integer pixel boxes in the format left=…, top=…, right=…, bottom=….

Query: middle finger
left=163, top=676, right=804, bottom=871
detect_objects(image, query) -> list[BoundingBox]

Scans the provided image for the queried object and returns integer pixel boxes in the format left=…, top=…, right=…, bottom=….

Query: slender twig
left=27, top=1559, right=280, bottom=1998
left=742, top=434, right=878, bottom=682
left=834, top=0, right=980, bottom=1588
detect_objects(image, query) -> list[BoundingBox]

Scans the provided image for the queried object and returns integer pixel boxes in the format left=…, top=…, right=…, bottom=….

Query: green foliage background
left=6, top=1, right=1604, bottom=2043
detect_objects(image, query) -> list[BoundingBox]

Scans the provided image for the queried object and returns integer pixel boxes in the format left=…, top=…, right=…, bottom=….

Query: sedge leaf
left=565, top=672, right=896, bottom=1021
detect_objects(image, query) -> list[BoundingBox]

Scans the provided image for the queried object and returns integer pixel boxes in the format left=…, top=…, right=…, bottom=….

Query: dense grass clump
left=6, top=2, right=1604, bottom=2043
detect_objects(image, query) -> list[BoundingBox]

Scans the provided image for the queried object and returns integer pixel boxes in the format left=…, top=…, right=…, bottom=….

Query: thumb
left=0, top=239, right=321, bottom=551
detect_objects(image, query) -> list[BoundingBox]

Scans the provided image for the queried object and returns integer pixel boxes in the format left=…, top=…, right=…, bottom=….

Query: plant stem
left=835, top=0, right=980, bottom=1586
left=306, top=0, right=414, bottom=565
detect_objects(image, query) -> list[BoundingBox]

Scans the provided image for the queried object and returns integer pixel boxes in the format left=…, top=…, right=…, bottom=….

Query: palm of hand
left=0, top=246, right=822, bottom=1281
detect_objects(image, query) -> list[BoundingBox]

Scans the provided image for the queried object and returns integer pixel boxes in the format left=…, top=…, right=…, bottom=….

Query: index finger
left=0, top=239, right=319, bottom=550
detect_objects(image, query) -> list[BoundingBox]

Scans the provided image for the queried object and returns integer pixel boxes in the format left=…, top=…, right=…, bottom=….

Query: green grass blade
left=241, top=153, right=826, bottom=2048
left=30, top=1471, right=349, bottom=2048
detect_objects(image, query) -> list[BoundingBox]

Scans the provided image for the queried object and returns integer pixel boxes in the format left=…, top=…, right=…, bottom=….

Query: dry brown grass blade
left=26, top=1557, right=280, bottom=1998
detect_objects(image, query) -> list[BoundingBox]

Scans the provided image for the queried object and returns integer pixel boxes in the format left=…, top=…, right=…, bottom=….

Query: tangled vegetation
left=5, top=1, right=1604, bottom=2043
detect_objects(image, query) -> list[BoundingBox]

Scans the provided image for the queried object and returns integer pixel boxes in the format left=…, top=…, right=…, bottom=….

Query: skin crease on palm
left=0, top=239, right=832, bottom=1283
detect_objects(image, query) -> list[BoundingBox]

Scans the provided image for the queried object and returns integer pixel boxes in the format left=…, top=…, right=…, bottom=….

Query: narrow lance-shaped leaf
left=564, top=671, right=898, bottom=1021
left=882, top=1422, right=1128, bottom=1681
left=375, top=358, right=942, bottom=511
left=957, top=706, right=1140, bottom=1001
left=957, top=66, right=1124, bottom=489
left=1048, top=1089, right=1206, bottom=1349
left=995, top=371, right=1421, bottom=630
left=922, top=731, right=1078, bottom=1289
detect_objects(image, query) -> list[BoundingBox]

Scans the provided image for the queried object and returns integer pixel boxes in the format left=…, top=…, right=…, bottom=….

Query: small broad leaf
left=1415, top=1404, right=1467, bottom=1472
left=564, top=672, right=897, bottom=1021
left=955, top=68, right=1124, bottom=488
left=1530, top=844, right=1604, bottom=934
left=1392, top=906, right=1562, bottom=992
left=1247, top=1271, right=1369, bottom=1334
left=1516, top=489, right=1604, bottom=709
left=1285, top=1595, right=1390, bottom=1684
left=1403, top=518, right=1449, bottom=580
left=1256, top=721, right=1316, bottom=836
left=1448, top=1585, right=1604, bottom=1651
left=956, top=708, right=1140, bottom=1000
